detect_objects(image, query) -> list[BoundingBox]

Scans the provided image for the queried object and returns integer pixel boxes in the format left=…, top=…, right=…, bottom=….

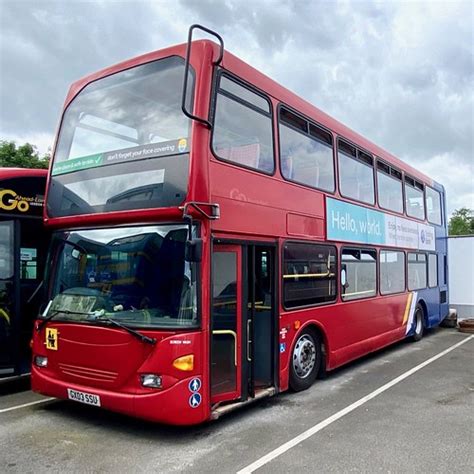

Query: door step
left=211, top=387, right=276, bottom=420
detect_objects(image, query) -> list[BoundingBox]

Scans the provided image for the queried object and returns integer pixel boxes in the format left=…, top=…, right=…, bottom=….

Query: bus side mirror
left=185, top=239, right=203, bottom=263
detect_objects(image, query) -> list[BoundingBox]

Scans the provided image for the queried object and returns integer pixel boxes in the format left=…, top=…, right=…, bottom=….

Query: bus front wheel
left=290, top=329, right=321, bottom=391
left=412, top=305, right=425, bottom=342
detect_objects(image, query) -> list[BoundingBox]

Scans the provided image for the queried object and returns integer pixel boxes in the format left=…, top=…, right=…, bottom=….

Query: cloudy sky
left=0, top=0, right=472, bottom=215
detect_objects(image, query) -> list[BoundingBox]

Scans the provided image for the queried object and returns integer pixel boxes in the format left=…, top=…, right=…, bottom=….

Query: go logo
left=0, top=189, right=30, bottom=212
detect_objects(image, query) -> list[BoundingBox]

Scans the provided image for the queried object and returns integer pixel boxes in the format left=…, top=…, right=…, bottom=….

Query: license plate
left=67, top=388, right=101, bottom=407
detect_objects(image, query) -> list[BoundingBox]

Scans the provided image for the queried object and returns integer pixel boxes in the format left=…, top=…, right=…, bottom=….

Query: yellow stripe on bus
left=402, top=292, right=413, bottom=325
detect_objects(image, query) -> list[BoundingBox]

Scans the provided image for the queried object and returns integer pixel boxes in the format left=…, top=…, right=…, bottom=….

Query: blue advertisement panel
left=326, top=198, right=385, bottom=245
left=326, top=198, right=435, bottom=250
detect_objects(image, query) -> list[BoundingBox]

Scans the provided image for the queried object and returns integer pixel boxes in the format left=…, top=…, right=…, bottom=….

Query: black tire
left=289, top=329, right=322, bottom=391
left=411, top=305, right=425, bottom=342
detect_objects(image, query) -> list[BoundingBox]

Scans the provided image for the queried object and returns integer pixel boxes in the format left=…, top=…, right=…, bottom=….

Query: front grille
left=58, top=363, right=118, bottom=383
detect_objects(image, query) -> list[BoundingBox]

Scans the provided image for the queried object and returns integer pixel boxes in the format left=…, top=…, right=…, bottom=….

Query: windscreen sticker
left=46, top=328, right=58, bottom=351
left=52, top=138, right=189, bottom=176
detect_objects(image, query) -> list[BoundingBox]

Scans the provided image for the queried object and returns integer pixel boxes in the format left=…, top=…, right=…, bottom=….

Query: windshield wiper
left=93, top=315, right=156, bottom=345
left=37, top=304, right=156, bottom=346
left=36, top=308, right=93, bottom=331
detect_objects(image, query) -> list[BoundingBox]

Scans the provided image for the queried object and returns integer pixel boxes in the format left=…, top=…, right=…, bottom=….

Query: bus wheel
left=290, top=329, right=321, bottom=391
left=412, top=305, right=425, bottom=342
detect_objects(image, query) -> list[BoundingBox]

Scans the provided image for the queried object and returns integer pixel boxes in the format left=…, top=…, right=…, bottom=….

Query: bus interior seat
left=217, top=142, right=260, bottom=169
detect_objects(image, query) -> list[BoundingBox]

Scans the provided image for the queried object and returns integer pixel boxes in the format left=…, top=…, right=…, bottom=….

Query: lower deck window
left=283, top=242, right=336, bottom=308
left=342, top=248, right=377, bottom=301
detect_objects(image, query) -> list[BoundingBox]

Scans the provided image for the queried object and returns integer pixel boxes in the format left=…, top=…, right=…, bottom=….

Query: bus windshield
left=48, top=56, right=194, bottom=217
left=43, top=224, right=198, bottom=329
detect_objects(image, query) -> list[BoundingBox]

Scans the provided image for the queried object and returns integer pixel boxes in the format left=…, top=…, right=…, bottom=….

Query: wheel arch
left=293, top=321, right=329, bottom=375
left=417, top=298, right=428, bottom=326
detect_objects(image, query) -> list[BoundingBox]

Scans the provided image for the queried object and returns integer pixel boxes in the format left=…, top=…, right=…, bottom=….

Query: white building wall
left=448, top=235, right=474, bottom=319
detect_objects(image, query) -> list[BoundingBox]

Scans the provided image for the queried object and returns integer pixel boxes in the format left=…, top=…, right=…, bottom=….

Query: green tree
left=448, top=208, right=474, bottom=235
left=0, top=140, right=50, bottom=169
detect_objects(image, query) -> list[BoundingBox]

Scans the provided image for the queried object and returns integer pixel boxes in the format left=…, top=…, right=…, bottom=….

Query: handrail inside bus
left=181, top=24, right=224, bottom=129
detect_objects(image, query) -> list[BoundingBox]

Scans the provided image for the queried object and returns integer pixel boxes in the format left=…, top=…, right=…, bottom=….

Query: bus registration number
left=67, top=388, right=101, bottom=407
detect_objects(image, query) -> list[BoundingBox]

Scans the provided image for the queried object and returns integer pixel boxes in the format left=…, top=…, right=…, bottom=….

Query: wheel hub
left=293, top=335, right=316, bottom=379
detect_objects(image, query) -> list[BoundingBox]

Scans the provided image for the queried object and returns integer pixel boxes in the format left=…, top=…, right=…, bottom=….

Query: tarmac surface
left=0, top=328, right=472, bottom=473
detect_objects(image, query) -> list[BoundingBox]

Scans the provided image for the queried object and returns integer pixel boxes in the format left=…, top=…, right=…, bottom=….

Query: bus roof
left=65, top=39, right=436, bottom=188
left=0, top=168, right=48, bottom=179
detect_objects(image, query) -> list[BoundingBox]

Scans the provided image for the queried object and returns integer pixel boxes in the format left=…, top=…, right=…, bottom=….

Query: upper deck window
left=426, top=186, right=442, bottom=225
left=279, top=107, right=335, bottom=192
left=48, top=56, right=194, bottom=217
left=212, top=74, right=274, bottom=174
left=338, top=140, right=375, bottom=205
left=405, top=176, right=425, bottom=220
left=376, top=161, right=403, bottom=214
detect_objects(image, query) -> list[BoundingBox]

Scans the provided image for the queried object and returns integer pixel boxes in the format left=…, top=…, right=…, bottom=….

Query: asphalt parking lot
left=1, top=328, right=472, bottom=473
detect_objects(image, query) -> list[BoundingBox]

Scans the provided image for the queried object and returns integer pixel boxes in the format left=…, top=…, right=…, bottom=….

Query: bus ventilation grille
left=440, top=291, right=447, bottom=304
left=59, top=363, right=118, bottom=383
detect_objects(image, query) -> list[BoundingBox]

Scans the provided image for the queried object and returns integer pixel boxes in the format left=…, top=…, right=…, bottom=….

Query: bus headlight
left=140, top=374, right=162, bottom=388
left=34, top=356, right=48, bottom=367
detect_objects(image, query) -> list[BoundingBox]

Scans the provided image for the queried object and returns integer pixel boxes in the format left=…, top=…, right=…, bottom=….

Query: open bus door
left=210, top=242, right=277, bottom=413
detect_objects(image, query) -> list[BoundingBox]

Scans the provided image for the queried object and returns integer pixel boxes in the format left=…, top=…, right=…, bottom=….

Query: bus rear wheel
left=411, top=305, right=425, bottom=342
left=290, top=329, right=321, bottom=391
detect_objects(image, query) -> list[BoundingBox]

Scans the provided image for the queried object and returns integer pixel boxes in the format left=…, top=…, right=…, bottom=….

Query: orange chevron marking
left=402, top=292, right=413, bottom=325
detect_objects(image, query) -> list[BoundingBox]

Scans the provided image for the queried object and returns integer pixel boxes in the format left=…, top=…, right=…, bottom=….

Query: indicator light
left=172, top=354, right=194, bottom=371
left=294, top=320, right=301, bottom=329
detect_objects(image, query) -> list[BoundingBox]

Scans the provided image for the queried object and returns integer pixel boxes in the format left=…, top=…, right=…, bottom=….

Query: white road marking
left=237, top=335, right=474, bottom=474
left=0, top=397, right=56, bottom=414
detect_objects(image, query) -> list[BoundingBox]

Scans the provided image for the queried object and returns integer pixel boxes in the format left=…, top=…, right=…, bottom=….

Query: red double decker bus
left=32, top=26, right=448, bottom=425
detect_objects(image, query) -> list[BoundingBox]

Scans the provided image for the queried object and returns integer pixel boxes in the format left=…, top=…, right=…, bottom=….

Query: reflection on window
left=283, top=243, right=336, bottom=308
left=213, top=76, right=274, bottom=173
left=0, top=223, right=13, bottom=280
left=45, top=224, right=198, bottom=329
left=426, top=186, right=442, bottom=225
left=342, top=248, right=377, bottom=301
left=54, top=56, right=193, bottom=163
left=70, top=114, right=138, bottom=159
left=280, top=108, right=334, bottom=192
left=380, top=250, right=405, bottom=295
left=405, top=176, right=425, bottom=220
left=65, top=169, right=165, bottom=206
left=428, top=253, right=438, bottom=288
left=408, top=252, right=427, bottom=290
left=377, top=162, right=403, bottom=214
left=338, top=141, right=375, bottom=204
